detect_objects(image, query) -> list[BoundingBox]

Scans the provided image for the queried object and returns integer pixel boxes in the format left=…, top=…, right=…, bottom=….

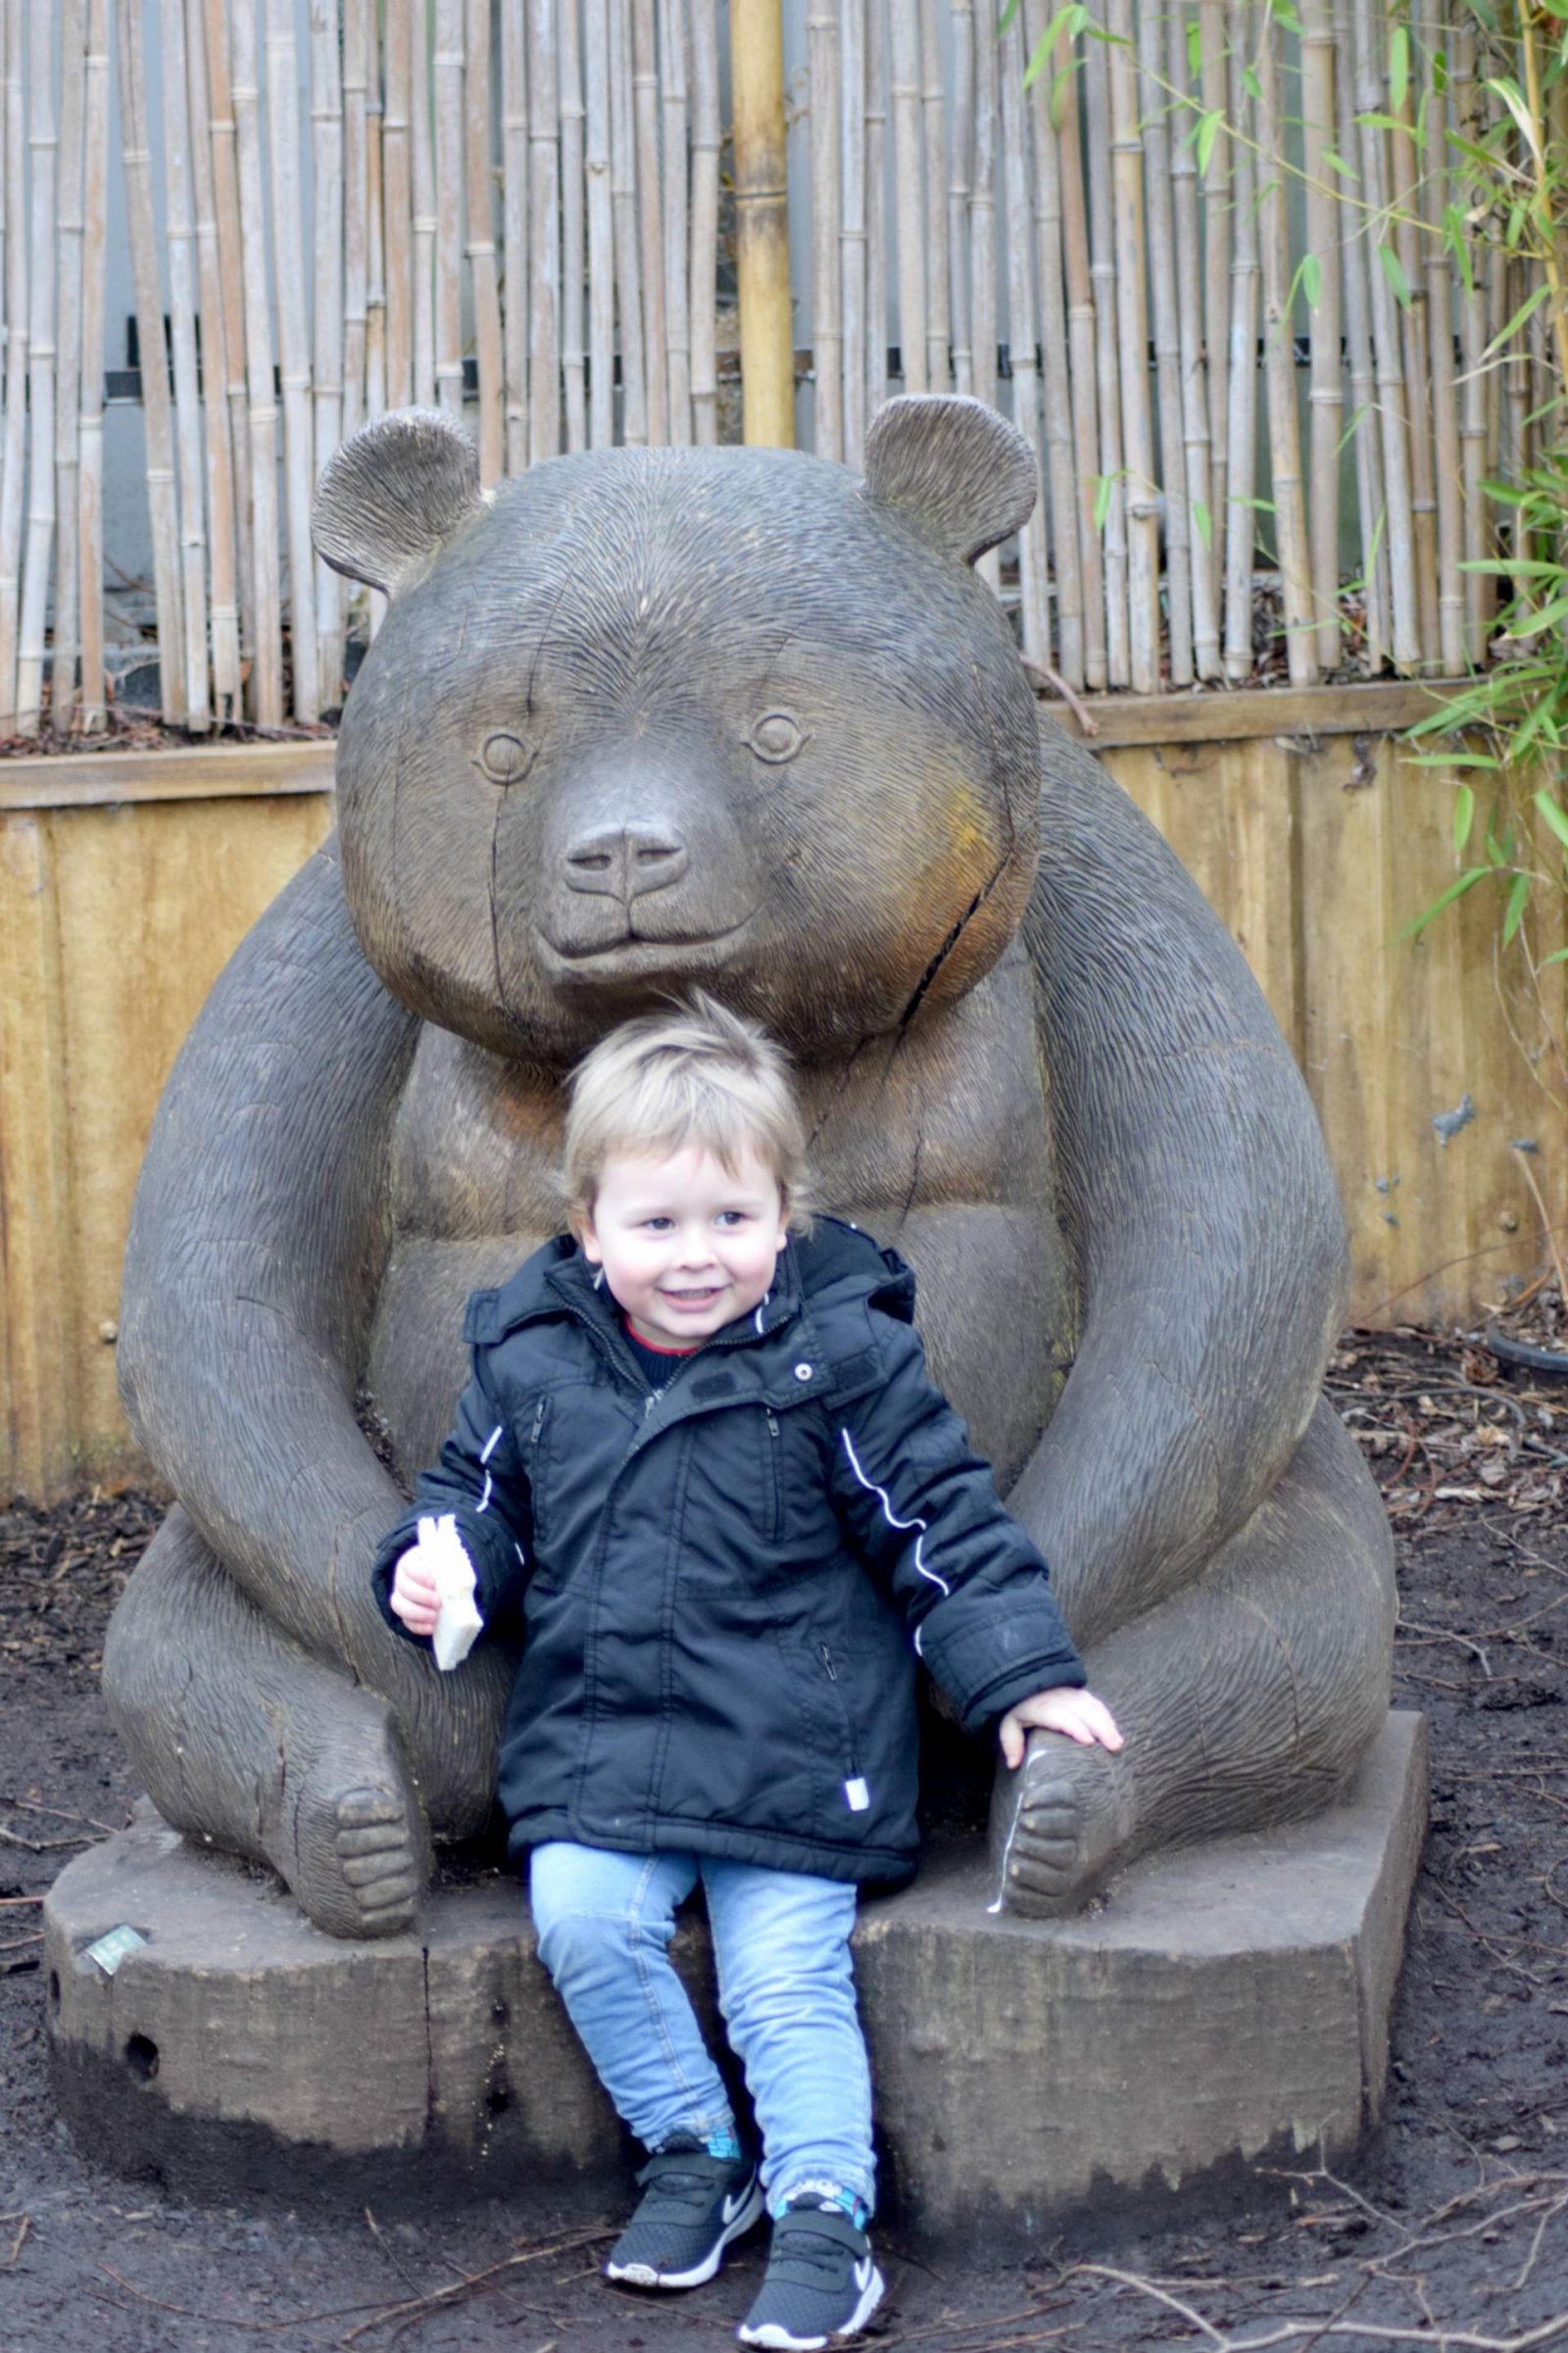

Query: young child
left=372, top=995, right=1121, bottom=2351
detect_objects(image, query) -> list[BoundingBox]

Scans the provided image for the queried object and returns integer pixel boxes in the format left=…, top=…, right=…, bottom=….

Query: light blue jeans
left=528, top=1841, right=876, bottom=2216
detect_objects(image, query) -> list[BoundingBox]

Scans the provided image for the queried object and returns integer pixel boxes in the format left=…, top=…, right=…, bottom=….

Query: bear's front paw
left=988, top=1734, right=1131, bottom=1918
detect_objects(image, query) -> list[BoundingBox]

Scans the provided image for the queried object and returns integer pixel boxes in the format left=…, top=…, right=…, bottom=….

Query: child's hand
left=998, top=1686, right=1124, bottom=1769
left=389, top=1545, right=441, bottom=1639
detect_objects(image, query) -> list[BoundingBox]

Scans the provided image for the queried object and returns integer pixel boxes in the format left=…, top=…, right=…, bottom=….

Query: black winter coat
left=372, top=1218, right=1085, bottom=1887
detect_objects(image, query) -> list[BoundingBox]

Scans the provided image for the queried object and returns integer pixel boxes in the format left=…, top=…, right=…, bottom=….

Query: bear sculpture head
left=314, top=398, right=1043, bottom=1066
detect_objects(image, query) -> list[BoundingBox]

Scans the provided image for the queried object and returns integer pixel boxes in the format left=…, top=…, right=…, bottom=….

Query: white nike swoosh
left=855, top=2257, right=874, bottom=2289
left=722, top=2184, right=753, bottom=2224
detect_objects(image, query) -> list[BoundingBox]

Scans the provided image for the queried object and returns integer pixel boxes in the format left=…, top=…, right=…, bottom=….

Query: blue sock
left=705, top=2126, right=744, bottom=2162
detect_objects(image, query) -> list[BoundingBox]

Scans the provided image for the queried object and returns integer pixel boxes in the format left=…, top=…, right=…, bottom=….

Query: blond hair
left=564, top=994, right=812, bottom=1232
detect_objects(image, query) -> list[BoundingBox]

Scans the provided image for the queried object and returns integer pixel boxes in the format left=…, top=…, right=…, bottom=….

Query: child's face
left=579, top=1144, right=791, bottom=1350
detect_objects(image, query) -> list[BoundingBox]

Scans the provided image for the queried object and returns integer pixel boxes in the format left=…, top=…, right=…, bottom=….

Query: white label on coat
left=844, top=1778, right=870, bottom=1812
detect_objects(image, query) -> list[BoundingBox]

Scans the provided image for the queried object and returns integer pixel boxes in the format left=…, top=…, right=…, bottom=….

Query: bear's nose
left=565, top=825, right=689, bottom=902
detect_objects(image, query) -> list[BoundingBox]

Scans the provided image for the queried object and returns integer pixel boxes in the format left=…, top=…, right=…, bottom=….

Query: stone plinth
left=46, top=1712, right=1426, bottom=2252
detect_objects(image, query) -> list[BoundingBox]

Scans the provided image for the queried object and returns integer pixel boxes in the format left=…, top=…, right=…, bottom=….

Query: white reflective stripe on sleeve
left=476, top=1470, right=493, bottom=1514
left=479, top=1425, right=504, bottom=1464
left=838, top=1428, right=952, bottom=1597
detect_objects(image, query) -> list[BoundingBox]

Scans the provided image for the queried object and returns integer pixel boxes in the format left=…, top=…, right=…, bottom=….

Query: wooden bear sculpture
left=104, top=399, right=1395, bottom=1939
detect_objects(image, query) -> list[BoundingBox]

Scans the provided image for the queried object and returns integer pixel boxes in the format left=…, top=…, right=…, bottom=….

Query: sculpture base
left=45, top=1712, right=1426, bottom=2253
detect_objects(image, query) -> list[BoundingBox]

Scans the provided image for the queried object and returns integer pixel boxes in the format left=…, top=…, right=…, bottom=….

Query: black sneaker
left=737, top=2196, right=886, bottom=2348
left=604, top=2133, right=762, bottom=2291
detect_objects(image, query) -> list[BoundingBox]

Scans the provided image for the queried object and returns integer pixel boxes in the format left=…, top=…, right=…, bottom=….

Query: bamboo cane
left=164, top=0, right=213, bottom=729
left=863, top=0, right=887, bottom=423
left=1389, top=16, right=1439, bottom=666
left=1333, top=0, right=1388, bottom=670
left=381, top=0, right=412, bottom=412
left=466, top=0, right=504, bottom=475
left=1449, top=21, right=1490, bottom=662
left=1053, top=9, right=1103, bottom=689
left=365, top=39, right=387, bottom=425
left=1085, top=26, right=1128, bottom=685
left=1504, top=249, right=1530, bottom=545
left=610, top=0, right=647, bottom=445
left=947, top=0, right=972, bottom=401
left=77, top=0, right=107, bottom=730
left=585, top=0, right=616, bottom=447
left=203, top=0, right=255, bottom=696
left=1024, top=0, right=1083, bottom=689
left=660, top=0, right=691, bottom=442
left=1000, top=4, right=1048, bottom=665
left=266, top=0, right=320, bottom=718
left=732, top=0, right=793, bottom=445
left=560, top=0, right=587, bottom=450
left=967, top=0, right=998, bottom=586
left=501, top=0, right=529, bottom=465
left=839, top=0, right=867, bottom=458
left=1299, top=0, right=1343, bottom=672
left=310, top=0, right=345, bottom=705
left=631, top=0, right=665, bottom=441
left=1349, top=0, right=1419, bottom=669
left=16, top=0, right=59, bottom=735
left=528, top=0, right=561, bottom=460
left=808, top=6, right=843, bottom=460
left=228, top=0, right=281, bottom=722
left=0, top=0, right=26, bottom=728
left=690, top=0, right=719, bottom=445
left=1136, top=0, right=1193, bottom=685
left=1105, top=0, right=1157, bottom=693
left=183, top=0, right=240, bottom=717
left=432, top=0, right=465, bottom=424
left=1420, top=5, right=1463, bottom=673
left=0, top=0, right=10, bottom=725
left=918, top=0, right=947, bottom=393
left=1198, top=0, right=1228, bottom=619
left=412, top=0, right=437, bottom=408
left=1220, top=6, right=1259, bottom=684
left=52, top=0, right=86, bottom=732
left=889, top=0, right=925, bottom=395
left=1163, top=0, right=1218, bottom=680
left=342, top=0, right=369, bottom=442
left=1254, top=2, right=1315, bottom=684
left=117, top=0, right=187, bottom=725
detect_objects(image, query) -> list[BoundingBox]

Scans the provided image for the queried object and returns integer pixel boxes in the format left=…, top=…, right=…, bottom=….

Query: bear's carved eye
left=476, top=730, right=535, bottom=786
left=746, top=710, right=808, bottom=765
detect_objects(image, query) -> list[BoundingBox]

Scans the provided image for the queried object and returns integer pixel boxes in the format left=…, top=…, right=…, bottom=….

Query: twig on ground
left=5, top=2216, right=28, bottom=2266
left=337, top=2228, right=610, bottom=2344
left=1068, top=2261, right=1568, bottom=2350
left=2, top=1797, right=120, bottom=1835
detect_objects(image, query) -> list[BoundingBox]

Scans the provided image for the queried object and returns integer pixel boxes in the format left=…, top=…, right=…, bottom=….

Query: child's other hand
left=999, top=1687, right=1124, bottom=1769
left=390, top=1546, right=441, bottom=1638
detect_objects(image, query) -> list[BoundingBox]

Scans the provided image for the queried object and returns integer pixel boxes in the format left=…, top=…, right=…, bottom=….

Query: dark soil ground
left=4, top=1324, right=1568, bottom=2352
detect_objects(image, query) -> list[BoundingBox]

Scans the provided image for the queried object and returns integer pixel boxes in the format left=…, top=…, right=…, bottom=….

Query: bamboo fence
left=0, top=0, right=1555, bottom=731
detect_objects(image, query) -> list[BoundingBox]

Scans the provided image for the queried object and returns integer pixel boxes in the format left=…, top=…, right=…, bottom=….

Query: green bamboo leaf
left=1452, top=783, right=1476, bottom=853
left=1486, top=75, right=1544, bottom=167
left=1377, top=241, right=1413, bottom=309
left=1508, top=592, right=1568, bottom=638
left=1535, top=789, right=1568, bottom=851
left=1193, top=497, right=1212, bottom=550
left=1481, top=279, right=1550, bottom=358
left=1389, top=23, right=1409, bottom=111
left=1195, top=105, right=1224, bottom=172
left=1354, top=109, right=1410, bottom=132
left=1241, top=63, right=1262, bottom=102
left=1320, top=144, right=1356, bottom=176
left=1290, top=251, right=1323, bottom=311
left=1443, top=204, right=1475, bottom=294
left=1187, top=16, right=1203, bottom=76
left=1502, top=870, right=1531, bottom=945
left=1094, top=472, right=1114, bottom=531
left=1541, top=946, right=1568, bottom=968
left=1023, top=3, right=1088, bottom=85
left=999, top=0, right=1024, bottom=30
left=1399, top=866, right=1491, bottom=939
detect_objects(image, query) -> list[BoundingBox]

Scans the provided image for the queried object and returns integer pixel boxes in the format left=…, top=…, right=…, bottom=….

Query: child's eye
left=715, top=1210, right=749, bottom=1228
left=642, top=1217, right=674, bottom=1233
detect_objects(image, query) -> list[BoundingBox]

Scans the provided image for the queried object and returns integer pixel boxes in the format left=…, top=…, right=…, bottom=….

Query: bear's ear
left=863, top=395, right=1037, bottom=564
left=312, top=409, right=487, bottom=596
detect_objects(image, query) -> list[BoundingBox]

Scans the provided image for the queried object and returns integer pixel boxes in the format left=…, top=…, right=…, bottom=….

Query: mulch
left=2, top=1314, right=1567, bottom=2350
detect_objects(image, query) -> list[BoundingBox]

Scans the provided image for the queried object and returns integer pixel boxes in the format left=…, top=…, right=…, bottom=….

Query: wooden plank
left=1101, top=739, right=1301, bottom=1062
left=0, top=815, right=76, bottom=1496
left=47, top=795, right=334, bottom=1477
left=0, top=741, right=336, bottom=811
left=1043, top=679, right=1469, bottom=749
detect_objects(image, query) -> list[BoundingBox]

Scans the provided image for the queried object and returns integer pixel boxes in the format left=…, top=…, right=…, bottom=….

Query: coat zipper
left=763, top=1407, right=782, bottom=1539
left=817, top=1641, right=861, bottom=1777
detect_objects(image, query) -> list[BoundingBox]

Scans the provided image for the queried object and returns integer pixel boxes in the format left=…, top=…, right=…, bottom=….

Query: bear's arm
left=1009, top=734, right=1348, bottom=1649
left=117, top=838, right=422, bottom=1669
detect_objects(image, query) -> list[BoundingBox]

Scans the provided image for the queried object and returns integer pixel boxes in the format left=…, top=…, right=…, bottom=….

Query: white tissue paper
left=415, top=1512, right=484, bottom=1671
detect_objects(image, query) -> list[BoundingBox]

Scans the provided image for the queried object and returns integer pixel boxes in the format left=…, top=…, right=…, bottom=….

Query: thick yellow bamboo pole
left=732, top=0, right=793, bottom=446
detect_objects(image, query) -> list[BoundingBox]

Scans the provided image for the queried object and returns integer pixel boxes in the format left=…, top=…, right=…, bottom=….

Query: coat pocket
left=520, top=1393, right=553, bottom=1555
